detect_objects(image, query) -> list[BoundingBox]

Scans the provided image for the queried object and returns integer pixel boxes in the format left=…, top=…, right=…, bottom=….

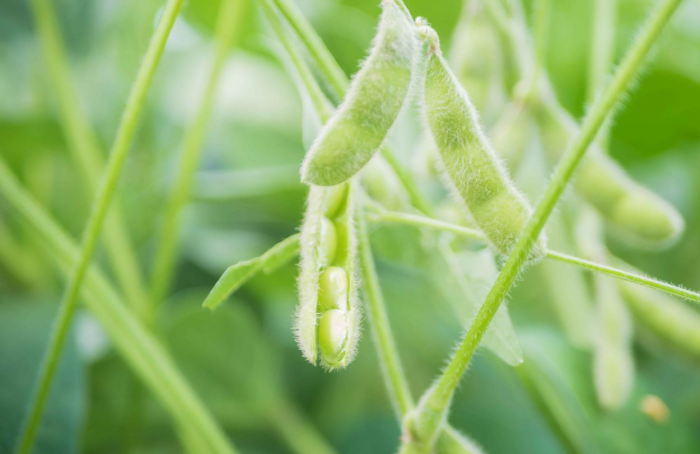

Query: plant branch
left=29, top=0, right=149, bottom=313
left=0, top=159, right=237, bottom=454
left=369, top=209, right=700, bottom=305
left=358, top=211, right=415, bottom=417
left=15, top=1, right=185, bottom=452
left=405, top=0, right=685, bottom=447
left=148, top=0, right=244, bottom=318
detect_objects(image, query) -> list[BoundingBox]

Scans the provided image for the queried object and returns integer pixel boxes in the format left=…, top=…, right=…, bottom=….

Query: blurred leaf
left=203, top=233, right=300, bottom=310
left=0, top=301, right=84, bottom=454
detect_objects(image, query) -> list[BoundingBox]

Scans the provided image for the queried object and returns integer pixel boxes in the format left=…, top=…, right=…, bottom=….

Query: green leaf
left=203, top=234, right=300, bottom=310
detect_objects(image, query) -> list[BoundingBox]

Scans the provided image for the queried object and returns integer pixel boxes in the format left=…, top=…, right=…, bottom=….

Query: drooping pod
left=296, top=182, right=361, bottom=369
left=301, top=0, right=418, bottom=186
left=535, top=91, right=684, bottom=249
left=615, top=259, right=700, bottom=361
left=576, top=210, right=634, bottom=410
left=420, top=24, right=547, bottom=259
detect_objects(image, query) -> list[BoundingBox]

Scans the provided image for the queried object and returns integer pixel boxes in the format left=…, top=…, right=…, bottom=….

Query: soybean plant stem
left=370, top=209, right=700, bottom=305
left=587, top=0, right=617, bottom=146
left=14, top=1, right=184, bottom=453
left=148, top=0, right=243, bottom=318
left=529, top=0, right=550, bottom=95
left=408, top=0, right=684, bottom=445
left=269, top=0, right=348, bottom=99
left=29, top=0, right=149, bottom=313
left=259, top=0, right=334, bottom=122
left=358, top=211, right=415, bottom=417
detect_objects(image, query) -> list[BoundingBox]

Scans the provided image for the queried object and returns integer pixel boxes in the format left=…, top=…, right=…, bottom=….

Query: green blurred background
left=1, top=0, right=700, bottom=453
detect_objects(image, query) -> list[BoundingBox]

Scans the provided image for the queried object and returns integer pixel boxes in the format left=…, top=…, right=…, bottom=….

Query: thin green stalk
left=148, top=0, right=244, bottom=317
left=529, top=0, right=550, bottom=97
left=15, top=1, right=185, bottom=452
left=29, top=0, right=149, bottom=313
left=407, top=0, right=684, bottom=447
left=360, top=210, right=481, bottom=452
left=358, top=211, right=415, bottom=417
left=0, top=160, right=237, bottom=454
left=587, top=0, right=617, bottom=147
left=369, top=209, right=700, bottom=305
left=269, top=0, right=348, bottom=99
left=587, top=0, right=617, bottom=104
left=259, top=0, right=334, bottom=123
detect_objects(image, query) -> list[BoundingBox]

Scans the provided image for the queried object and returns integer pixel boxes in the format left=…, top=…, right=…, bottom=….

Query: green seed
left=324, top=184, right=348, bottom=218
left=300, top=0, right=418, bottom=186
left=421, top=26, right=546, bottom=259
left=318, top=217, right=337, bottom=267
left=318, top=309, right=349, bottom=367
left=318, top=266, right=348, bottom=311
left=296, top=182, right=361, bottom=369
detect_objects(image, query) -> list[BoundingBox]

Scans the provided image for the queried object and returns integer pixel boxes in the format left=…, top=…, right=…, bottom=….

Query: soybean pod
left=535, top=91, right=684, bottom=249
left=297, top=182, right=361, bottom=369
left=615, top=259, right=700, bottom=361
left=301, top=0, right=418, bottom=186
left=577, top=209, right=634, bottom=410
left=421, top=24, right=546, bottom=259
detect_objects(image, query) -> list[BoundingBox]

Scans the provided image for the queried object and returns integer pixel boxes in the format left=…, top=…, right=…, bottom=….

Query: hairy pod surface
left=422, top=27, right=546, bottom=259
left=296, top=182, right=361, bottom=369
left=300, top=0, right=418, bottom=186
left=535, top=97, right=684, bottom=248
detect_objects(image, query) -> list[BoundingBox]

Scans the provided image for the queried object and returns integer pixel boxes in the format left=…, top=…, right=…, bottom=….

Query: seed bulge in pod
left=318, top=266, right=348, bottom=311
left=318, top=217, right=337, bottom=267
left=319, top=309, right=348, bottom=366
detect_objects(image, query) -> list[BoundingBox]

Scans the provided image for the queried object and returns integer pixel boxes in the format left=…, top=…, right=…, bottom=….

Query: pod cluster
left=296, top=183, right=360, bottom=370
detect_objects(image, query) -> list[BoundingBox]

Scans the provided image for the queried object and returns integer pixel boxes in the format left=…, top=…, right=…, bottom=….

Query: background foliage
left=1, top=0, right=700, bottom=452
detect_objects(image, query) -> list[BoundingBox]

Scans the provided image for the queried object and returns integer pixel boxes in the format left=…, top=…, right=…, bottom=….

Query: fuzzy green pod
left=616, top=264, right=700, bottom=360
left=576, top=210, right=634, bottom=410
left=296, top=182, right=361, bottom=369
left=421, top=26, right=546, bottom=259
left=535, top=95, right=684, bottom=248
left=300, top=0, right=418, bottom=186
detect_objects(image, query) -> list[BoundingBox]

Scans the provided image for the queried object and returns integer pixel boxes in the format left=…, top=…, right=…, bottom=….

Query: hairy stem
left=148, top=0, right=244, bottom=318
left=358, top=211, right=415, bottom=417
left=15, top=1, right=185, bottom=452
left=29, top=0, right=149, bottom=313
left=369, top=209, right=700, bottom=305
left=407, top=0, right=684, bottom=446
